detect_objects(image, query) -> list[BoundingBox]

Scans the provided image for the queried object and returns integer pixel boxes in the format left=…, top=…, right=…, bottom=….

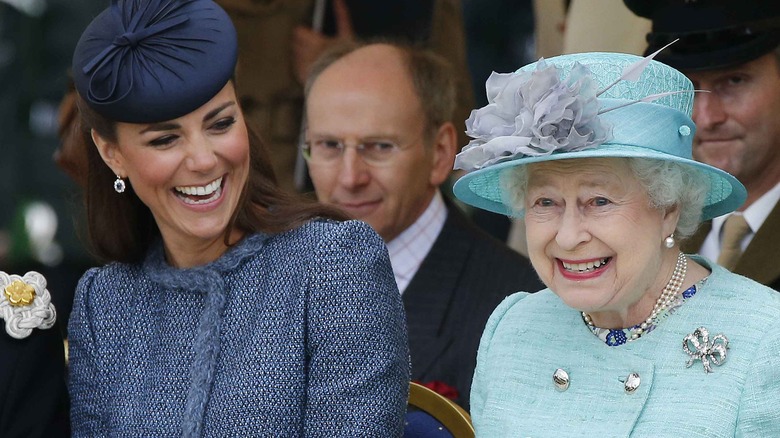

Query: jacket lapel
left=735, top=201, right=780, bottom=285
left=402, top=206, right=473, bottom=377
left=681, top=203, right=780, bottom=287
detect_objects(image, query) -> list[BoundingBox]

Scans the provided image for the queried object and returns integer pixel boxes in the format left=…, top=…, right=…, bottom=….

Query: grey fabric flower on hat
left=454, top=60, right=612, bottom=171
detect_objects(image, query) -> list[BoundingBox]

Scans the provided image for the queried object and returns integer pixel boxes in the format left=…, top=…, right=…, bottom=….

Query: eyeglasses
left=301, top=139, right=411, bottom=167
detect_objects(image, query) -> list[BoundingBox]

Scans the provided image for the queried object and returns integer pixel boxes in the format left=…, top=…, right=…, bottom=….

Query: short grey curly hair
left=499, top=157, right=710, bottom=239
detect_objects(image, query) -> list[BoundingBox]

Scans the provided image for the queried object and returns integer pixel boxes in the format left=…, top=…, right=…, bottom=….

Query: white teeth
left=175, top=177, right=222, bottom=196
left=562, top=258, right=609, bottom=273
left=174, top=177, right=223, bottom=204
left=180, top=186, right=222, bottom=205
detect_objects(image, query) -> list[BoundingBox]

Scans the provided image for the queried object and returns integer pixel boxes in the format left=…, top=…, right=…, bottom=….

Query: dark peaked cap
left=72, top=0, right=238, bottom=124
left=625, top=0, right=780, bottom=71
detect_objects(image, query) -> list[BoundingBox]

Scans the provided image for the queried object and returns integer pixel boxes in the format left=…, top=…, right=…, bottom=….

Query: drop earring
left=664, top=234, right=675, bottom=249
left=114, top=175, right=126, bottom=193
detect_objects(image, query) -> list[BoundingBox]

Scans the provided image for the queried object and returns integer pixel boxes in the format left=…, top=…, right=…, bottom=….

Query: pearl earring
left=114, top=175, right=126, bottom=193
left=664, top=234, right=675, bottom=249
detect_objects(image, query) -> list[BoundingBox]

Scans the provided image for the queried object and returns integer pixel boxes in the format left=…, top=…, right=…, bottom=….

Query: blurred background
left=0, top=0, right=650, bottom=328
left=1, top=0, right=105, bottom=324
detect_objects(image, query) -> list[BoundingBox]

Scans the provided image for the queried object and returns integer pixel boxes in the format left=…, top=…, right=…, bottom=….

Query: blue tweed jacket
left=471, top=256, right=780, bottom=437
left=68, top=220, right=410, bottom=437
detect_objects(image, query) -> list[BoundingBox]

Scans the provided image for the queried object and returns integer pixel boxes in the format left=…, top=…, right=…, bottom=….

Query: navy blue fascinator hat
left=72, top=0, right=238, bottom=123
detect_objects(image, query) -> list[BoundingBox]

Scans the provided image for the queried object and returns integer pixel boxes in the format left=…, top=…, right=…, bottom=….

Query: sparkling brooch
left=683, top=326, right=729, bottom=373
left=0, top=271, right=56, bottom=339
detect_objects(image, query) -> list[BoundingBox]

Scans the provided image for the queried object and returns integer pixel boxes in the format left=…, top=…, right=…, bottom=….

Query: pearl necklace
left=583, top=252, right=688, bottom=342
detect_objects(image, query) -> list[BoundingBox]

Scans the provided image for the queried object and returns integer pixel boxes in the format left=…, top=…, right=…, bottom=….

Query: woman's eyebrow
left=140, top=122, right=179, bottom=134
left=203, top=101, right=235, bottom=122
left=139, top=101, right=236, bottom=134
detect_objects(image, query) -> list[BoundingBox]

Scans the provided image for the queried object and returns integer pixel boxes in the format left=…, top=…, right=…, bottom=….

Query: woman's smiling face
left=523, top=158, right=679, bottom=324
left=93, top=82, right=250, bottom=266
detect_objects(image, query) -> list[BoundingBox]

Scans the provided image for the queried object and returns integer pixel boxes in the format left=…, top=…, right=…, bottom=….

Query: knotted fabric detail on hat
left=72, top=0, right=238, bottom=123
left=82, top=8, right=190, bottom=104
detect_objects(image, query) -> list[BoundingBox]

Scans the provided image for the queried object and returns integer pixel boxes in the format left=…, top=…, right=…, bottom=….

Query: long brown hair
left=77, top=87, right=346, bottom=264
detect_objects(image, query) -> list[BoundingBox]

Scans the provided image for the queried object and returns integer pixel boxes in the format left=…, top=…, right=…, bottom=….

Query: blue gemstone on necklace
left=682, top=285, right=697, bottom=299
left=606, top=329, right=627, bottom=346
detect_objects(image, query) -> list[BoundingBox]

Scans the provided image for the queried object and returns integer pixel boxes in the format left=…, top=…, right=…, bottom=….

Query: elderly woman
left=453, top=52, right=780, bottom=435
left=67, top=0, right=409, bottom=436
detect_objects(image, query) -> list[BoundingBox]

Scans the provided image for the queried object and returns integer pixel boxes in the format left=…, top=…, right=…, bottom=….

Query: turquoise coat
left=471, top=256, right=780, bottom=437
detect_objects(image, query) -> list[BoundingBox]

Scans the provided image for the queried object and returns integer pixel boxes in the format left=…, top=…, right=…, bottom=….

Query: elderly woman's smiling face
left=524, top=158, right=680, bottom=326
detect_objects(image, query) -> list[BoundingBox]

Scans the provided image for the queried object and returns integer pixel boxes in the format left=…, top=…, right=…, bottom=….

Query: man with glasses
left=302, top=42, right=542, bottom=410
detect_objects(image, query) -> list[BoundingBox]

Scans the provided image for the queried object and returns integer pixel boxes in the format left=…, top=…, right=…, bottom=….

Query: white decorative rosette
left=454, top=59, right=611, bottom=171
left=0, top=271, right=57, bottom=339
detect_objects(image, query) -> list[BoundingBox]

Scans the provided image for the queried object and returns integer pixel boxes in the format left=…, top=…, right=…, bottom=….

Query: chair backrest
left=404, top=381, right=475, bottom=438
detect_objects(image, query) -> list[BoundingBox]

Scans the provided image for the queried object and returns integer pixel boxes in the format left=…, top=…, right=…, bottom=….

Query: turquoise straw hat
left=452, top=51, right=746, bottom=221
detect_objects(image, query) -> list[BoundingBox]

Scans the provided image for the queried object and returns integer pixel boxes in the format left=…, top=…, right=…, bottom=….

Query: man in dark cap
left=625, top=0, right=780, bottom=291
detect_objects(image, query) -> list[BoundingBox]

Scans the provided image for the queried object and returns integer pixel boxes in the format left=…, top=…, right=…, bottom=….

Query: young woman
left=67, top=1, right=409, bottom=435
